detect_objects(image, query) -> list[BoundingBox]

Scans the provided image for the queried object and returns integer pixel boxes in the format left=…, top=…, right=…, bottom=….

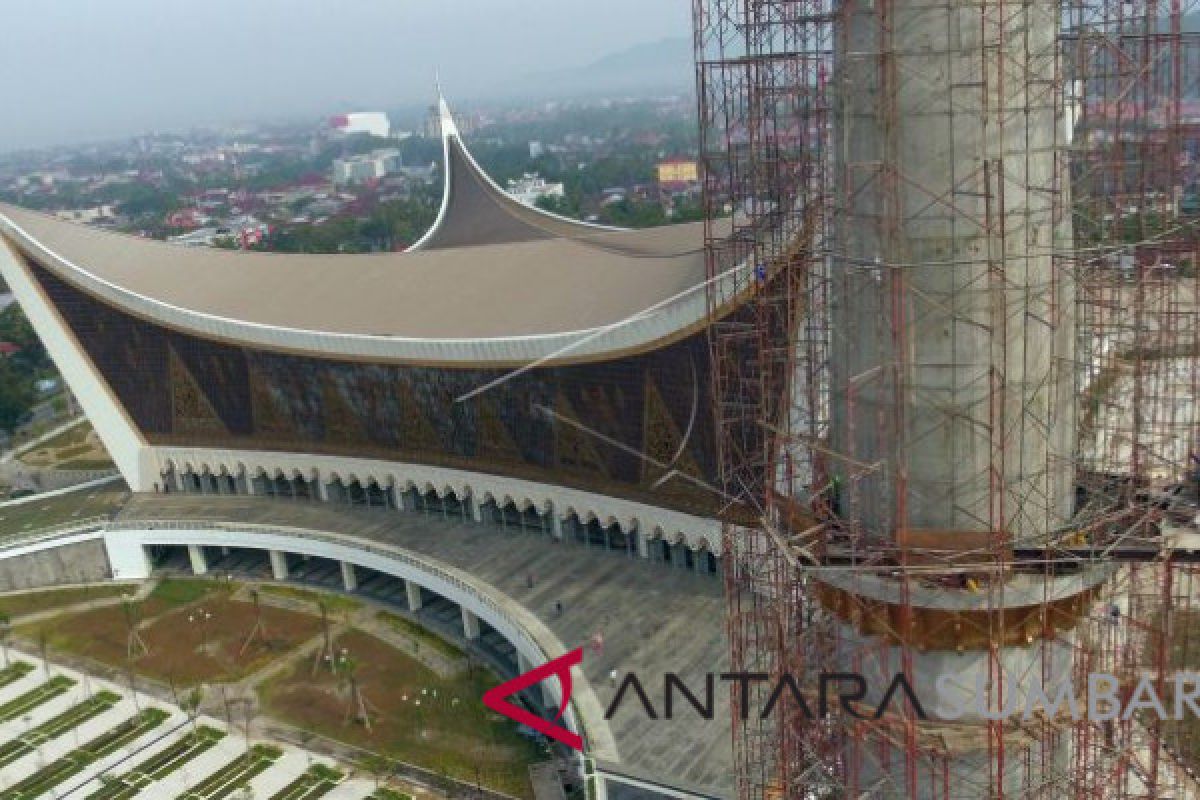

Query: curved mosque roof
left=0, top=97, right=717, bottom=366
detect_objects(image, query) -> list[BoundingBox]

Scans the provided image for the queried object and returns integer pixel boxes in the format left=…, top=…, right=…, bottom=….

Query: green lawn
left=366, top=790, right=414, bottom=800
left=258, top=584, right=362, bottom=614
left=376, top=611, right=463, bottom=660
left=146, top=578, right=227, bottom=610
left=268, top=763, right=343, bottom=800
left=0, top=482, right=128, bottom=537
left=86, top=726, right=227, bottom=800
left=0, top=585, right=133, bottom=619
left=0, top=707, right=168, bottom=799
left=0, top=690, right=121, bottom=768
left=260, top=629, right=541, bottom=798
left=177, top=744, right=283, bottom=800
left=0, top=675, right=76, bottom=723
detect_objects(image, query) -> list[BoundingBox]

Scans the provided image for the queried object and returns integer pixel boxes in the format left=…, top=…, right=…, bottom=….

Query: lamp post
left=188, top=609, right=214, bottom=653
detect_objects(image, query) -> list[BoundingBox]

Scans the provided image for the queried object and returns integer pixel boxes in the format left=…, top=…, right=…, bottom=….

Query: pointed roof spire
left=405, top=90, right=623, bottom=252
left=434, top=74, right=459, bottom=140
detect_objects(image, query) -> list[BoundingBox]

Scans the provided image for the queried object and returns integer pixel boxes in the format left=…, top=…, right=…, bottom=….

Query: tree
left=0, top=359, right=35, bottom=432
left=183, top=686, right=205, bottom=731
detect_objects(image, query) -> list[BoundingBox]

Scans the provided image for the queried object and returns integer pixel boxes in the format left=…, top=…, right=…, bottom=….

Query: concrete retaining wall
left=0, top=538, right=110, bottom=591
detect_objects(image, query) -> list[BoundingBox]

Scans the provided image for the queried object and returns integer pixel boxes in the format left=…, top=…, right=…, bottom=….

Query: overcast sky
left=0, top=0, right=691, bottom=153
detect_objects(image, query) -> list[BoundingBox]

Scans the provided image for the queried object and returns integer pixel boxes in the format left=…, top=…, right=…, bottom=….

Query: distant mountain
left=496, top=37, right=694, bottom=101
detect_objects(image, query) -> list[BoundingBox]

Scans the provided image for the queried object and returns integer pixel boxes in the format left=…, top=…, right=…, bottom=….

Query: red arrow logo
left=483, top=648, right=584, bottom=751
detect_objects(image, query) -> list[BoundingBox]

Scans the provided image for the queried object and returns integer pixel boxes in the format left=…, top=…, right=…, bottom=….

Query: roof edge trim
left=0, top=210, right=726, bottom=366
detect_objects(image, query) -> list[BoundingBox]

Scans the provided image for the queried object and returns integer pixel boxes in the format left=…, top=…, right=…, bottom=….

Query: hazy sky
left=0, top=1, right=691, bottom=152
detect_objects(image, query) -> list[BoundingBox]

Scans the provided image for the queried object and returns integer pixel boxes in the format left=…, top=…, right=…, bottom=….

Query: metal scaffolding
left=695, top=0, right=1200, bottom=797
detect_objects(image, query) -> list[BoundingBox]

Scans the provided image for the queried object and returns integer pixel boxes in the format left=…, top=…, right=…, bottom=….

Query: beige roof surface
left=1, top=203, right=707, bottom=340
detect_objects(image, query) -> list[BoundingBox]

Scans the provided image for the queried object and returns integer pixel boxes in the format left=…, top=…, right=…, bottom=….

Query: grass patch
left=377, top=611, right=462, bottom=660
left=178, top=744, right=282, bottom=799
left=58, top=458, right=118, bottom=471
left=0, top=482, right=128, bottom=536
left=0, top=690, right=121, bottom=768
left=268, top=763, right=343, bottom=800
left=260, top=629, right=540, bottom=799
left=0, top=707, right=168, bottom=799
left=259, top=584, right=361, bottom=614
left=0, top=585, right=132, bottom=620
left=0, top=675, right=76, bottom=722
left=0, top=661, right=33, bottom=688
left=21, top=593, right=323, bottom=687
left=87, top=726, right=227, bottom=800
left=26, top=422, right=91, bottom=453
left=147, top=578, right=226, bottom=611
left=367, top=789, right=414, bottom=800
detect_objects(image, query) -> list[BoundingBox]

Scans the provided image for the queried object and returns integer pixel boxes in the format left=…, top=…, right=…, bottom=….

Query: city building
left=328, top=111, right=390, bottom=139
left=332, top=149, right=403, bottom=185
left=655, top=159, right=699, bottom=195
left=505, top=172, right=565, bottom=206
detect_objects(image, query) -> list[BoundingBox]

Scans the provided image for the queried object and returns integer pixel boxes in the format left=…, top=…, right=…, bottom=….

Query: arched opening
left=290, top=472, right=315, bottom=501
left=364, top=479, right=390, bottom=509
left=268, top=471, right=293, bottom=498
left=324, top=475, right=348, bottom=504
left=498, top=501, right=544, bottom=533
left=160, top=464, right=177, bottom=493
left=418, top=486, right=446, bottom=514
left=345, top=478, right=369, bottom=507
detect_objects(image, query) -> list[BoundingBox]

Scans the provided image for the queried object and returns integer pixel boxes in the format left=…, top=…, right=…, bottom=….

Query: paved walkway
left=119, top=493, right=734, bottom=797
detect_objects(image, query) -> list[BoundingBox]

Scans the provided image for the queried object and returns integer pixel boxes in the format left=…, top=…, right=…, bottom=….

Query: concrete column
left=461, top=608, right=480, bottom=640
left=395, top=488, right=408, bottom=512
left=340, top=561, right=357, bottom=591
left=187, top=545, right=208, bottom=576
left=637, top=531, right=649, bottom=559
left=173, top=470, right=185, bottom=493
left=405, top=579, right=423, bottom=611
left=471, top=498, right=483, bottom=523
left=552, top=514, right=564, bottom=540
left=269, top=550, right=289, bottom=581
left=316, top=480, right=329, bottom=502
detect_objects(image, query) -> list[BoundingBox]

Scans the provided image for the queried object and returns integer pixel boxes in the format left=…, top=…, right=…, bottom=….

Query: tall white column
left=269, top=550, right=289, bottom=581
left=316, top=479, right=329, bottom=502
left=636, top=531, right=649, bottom=559
left=340, top=561, right=357, bottom=591
left=461, top=608, right=480, bottom=640
left=187, top=545, right=208, bottom=576
left=405, top=579, right=423, bottom=611
left=552, top=514, right=564, bottom=540
left=471, top=498, right=483, bottom=523
left=244, top=472, right=257, bottom=495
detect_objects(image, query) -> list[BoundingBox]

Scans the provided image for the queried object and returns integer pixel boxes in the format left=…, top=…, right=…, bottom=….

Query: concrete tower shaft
left=831, top=0, right=1076, bottom=542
